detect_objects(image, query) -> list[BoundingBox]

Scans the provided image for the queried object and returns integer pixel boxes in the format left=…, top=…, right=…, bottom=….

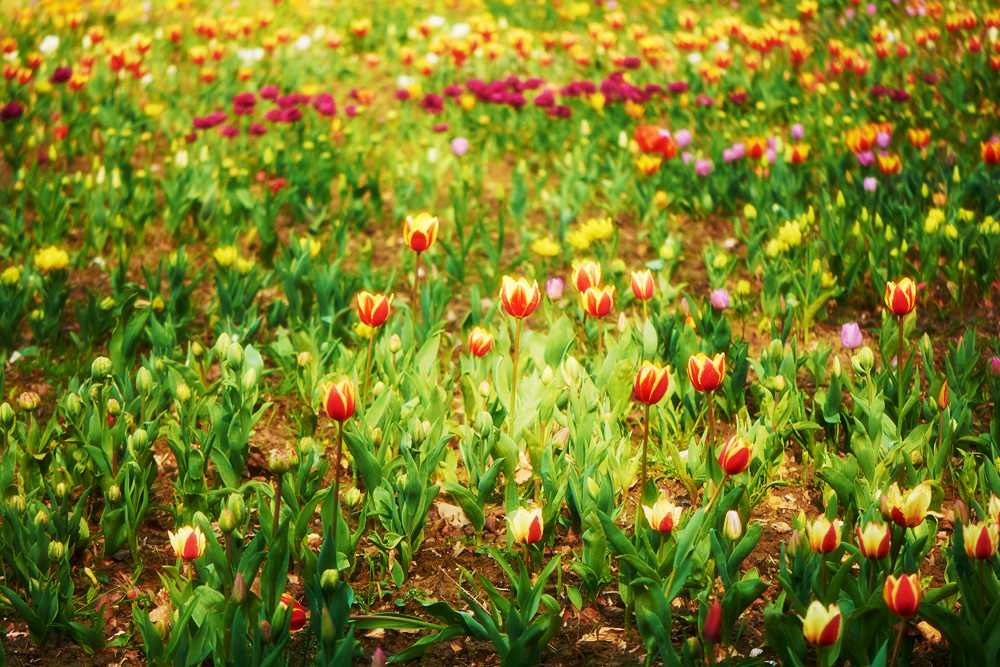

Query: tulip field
left=4, top=0, right=1000, bottom=665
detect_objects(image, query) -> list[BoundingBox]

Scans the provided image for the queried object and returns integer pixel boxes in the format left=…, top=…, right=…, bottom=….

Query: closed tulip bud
left=132, top=428, right=149, bottom=450
left=807, top=516, right=843, bottom=553
left=388, top=334, right=402, bottom=353
left=853, top=346, right=875, bottom=374
left=155, top=617, right=172, bottom=640
left=18, top=391, right=41, bottom=412
left=91, top=356, right=113, bottom=381
left=937, top=383, right=949, bottom=411
left=297, top=351, right=312, bottom=368
left=372, top=647, right=387, bottom=667
left=34, top=510, right=49, bottom=526
left=703, top=599, right=722, bottom=644
left=55, top=483, right=67, bottom=499
left=884, top=573, right=922, bottom=617
left=48, top=540, right=65, bottom=561
left=884, top=278, right=917, bottom=316
left=242, top=368, right=258, bottom=392
left=343, top=486, right=362, bottom=509
left=508, top=507, right=543, bottom=544
left=766, top=338, right=784, bottom=362
left=107, top=398, right=121, bottom=416
left=685, top=637, right=703, bottom=659
left=718, top=436, right=753, bottom=475
left=8, top=495, right=25, bottom=513
left=634, top=364, right=670, bottom=405
left=954, top=499, right=970, bottom=525
left=787, top=529, right=800, bottom=557
left=269, top=451, right=291, bottom=476
left=856, top=521, right=891, bottom=559
left=372, top=380, right=385, bottom=397
left=228, top=494, right=246, bottom=523
left=227, top=342, right=244, bottom=370
left=258, top=620, right=272, bottom=643
left=963, top=521, right=999, bottom=559
left=219, top=508, right=237, bottom=534
left=321, top=568, right=340, bottom=594
left=801, top=601, right=841, bottom=646
left=176, top=383, right=191, bottom=402
left=478, top=381, right=491, bottom=397
left=216, top=333, right=232, bottom=356
left=475, top=411, right=493, bottom=434
left=233, top=572, right=247, bottom=604
left=191, top=341, right=205, bottom=358
left=586, top=477, right=601, bottom=499
left=832, top=356, right=842, bottom=378
left=0, top=403, right=15, bottom=430
left=107, top=484, right=121, bottom=502
left=723, top=510, right=743, bottom=540
left=769, top=375, right=786, bottom=392
left=688, top=353, right=726, bottom=392
left=321, top=608, right=336, bottom=643
left=370, top=427, right=383, bottom=446
left=631, top=269, right=654, bottom=301
left=563, top=357, right=583, bottom=386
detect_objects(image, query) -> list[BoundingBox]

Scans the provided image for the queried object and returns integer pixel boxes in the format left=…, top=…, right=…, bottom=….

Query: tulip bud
left=269, top=451, right=291, bottom=476
left=372, top=380, right=385, bottom=397
left=768, top=375, right=786, bottom=392
left=296, top=351, right=312, bottom=368
left=321, top=568, right=340, bottom=594
left=91, top=356, right=113, bottom=381
left=132, top=428, right=150, bottom=451
left=258, top=619, right=272, bottom=643
left=0, top=403, right=15, bottom=430
left=617, top=312, right=628, bottom=332
left=685, top=637, right=703, bottom=659
left=388, top=334, right=402, bottom=353
left=55, top=482, right=67, bottom=499
left=228, top=494, right=247, bottom=523
left=541, top=365, right=554, bottom=384
left=787, top=529, right=800, bottom=556
left=219, top=508, right=237, bottom=534
left=766, top=338, right=784, bottom=362
left=191, top=341, right=205, bottom=358
left=475, top=411, right=493, bottom=434
left=832, top=356, right=842, bottom=378
left=344, top=487, right=362, bottom=510
left=176, top=383, right=191, bottom=402
left=107, top=484, right=122, bottom=502
left=563, top=356, right=583, bottom=386
left=299, top=437, right=316, bottom=459
left=586, top=477, right=601, bottom=499
left=34, top=510, right=49, bottom=526
left=48, top=541, right=65, bottom=561
left=215, top=333, right=232, bottom=356
left=853, top=346, right=875, bottom=373
left=321, top=608, right=336, bottom=643
left=703, top=599, right=722, bottom=644
left=370, top=427, right=383, bottom=446
left=723, top=510, right=743, bottom=540
left=227, top=342, right=244, bottom=370
left=938, top=383, right=949, bottom=411
left=18, top=391, right=41, bottom=412
left=233, top=572, right=247, bottom=604
left=241, top=368, right=257, bottom=392
left=954, top=499, right=970, bottom=525
left=155, top=617, right=172, bottom=640
left=478, top=381, right=490, bottom=397
left=107, top=398, right=121, bottom=416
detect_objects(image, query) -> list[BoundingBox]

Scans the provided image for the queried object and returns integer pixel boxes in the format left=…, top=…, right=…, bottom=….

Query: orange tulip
left=280, top=594, right=308, bottom=632
left=634, top=363, right=670, bottom=405
left=883, top=278, right=917, bottom=316
left=323, top=379, right=356, bottom=422
left=983, top=140, right=1000, bottom=165
left=356, top=292, right=393, bottom=327
left=688, top=352, right=726, bottom=392
left=908, top=128, right=930, bottom=149
left=883, top=573, right=922, bottom=617
left=634, top=124, right=668, bottom=153
left=499, top=276, right=541, bottom=319
left=746, top=136, right=767, bottom=159
left=572, top=261, right=601, bottom=293
left=877, top=154, right=901, bottom=175
left=856, top=521, right=891, bottom=559
left=718, top=435, right=752, bottom=475
left=789, top=144, right=810, bottom=164
left=582, top=286, right=615, bottom=318
left=468, top=327, right=493, bottom=357
left=403, top=212, right=439, bottom=253
left=631, top=269, right=654, bottom=301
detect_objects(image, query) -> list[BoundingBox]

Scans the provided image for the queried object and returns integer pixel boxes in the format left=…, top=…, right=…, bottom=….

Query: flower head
left=718, top=435, right=752, bottom=475
left=840, top=322, right=863, bottom=349
left=582, top=285, right=615, bottom=318
left=571, top=261, right=601, bottom=293
left=642, top=494, right=683, bottom=533
left=882, top=482, right=931, bottom=528
left=634, top=364, right=670, bottom=405
left=168, top=525, right=206, bottom=561
left=883, top=573, right=922, bottom=617
left=279, top=594, right=308, bottom=632
left=34, top=246, right=70, bottom=273
left=963, top=521, right=999, bottom=560
left=468, top=327, right=493, bottom=357
left=806, top=516, right=843, bottom=553
left=356, top=292, right=393, bottom=328
left=710, top=289, right=729, bottom=310
left=631, top=269, right=654, bottom=301
left=509, top=507, right=543, bottom=544
left=499, top=276, right=541, bottom=319
left=884, top=278, right=916, bottom=316
left=856, top=521, right=891, bottom=559
left=323, top=379, right=357, bottom=422
left=801, top=601, right=841, bottom=646
left=688, top=352, right=726, bottom=392
left=403, top=212, right=439, bottom=253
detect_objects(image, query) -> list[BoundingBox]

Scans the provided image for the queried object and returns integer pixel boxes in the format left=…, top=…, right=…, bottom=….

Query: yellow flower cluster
left=35, top=246, right=69, bottom=273
left=530, top=237, right=560, bottom=257
left=765, top=208, right=814, bottom=257
left=567, top=217, right=614, bottom=251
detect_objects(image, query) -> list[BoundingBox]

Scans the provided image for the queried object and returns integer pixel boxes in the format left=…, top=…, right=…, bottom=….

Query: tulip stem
left=596, top=317, right=602, bottom=363
left=332, top=421, right=344, bottom=560
left=897, top=316, right=904, bottom=438
left=412, top=253, right=422, bottom=332
left=273, top=473, right=283, bottom=541
left=888, top=618, right=905, bottom=667
left=707, top=392, right=717, bottom=443
left=664, top=476, right=728, bottom=603
left=510, top=317, right=522, bottom=428
left=363, top=331, right=375, bottom=408
left=639, top=402, right=651, bottom=525
left=820, top=556, right=827, bottom=600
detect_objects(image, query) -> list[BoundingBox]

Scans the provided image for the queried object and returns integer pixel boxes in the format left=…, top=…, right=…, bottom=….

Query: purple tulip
left=695, top=159, right=712, bottom=176
left=841, top=323, right=863, bottom=349
left=675, top=129, right=692, bottom=148
left=451, top=137, right=469, bottom=156
left=723, top=148, right=736, bottom=163
left=546, top=277, right=564, bottom=301
left=765, top=148, right=777, bottom=164
left=732, top=143, right=745, bottom=160
left=991, top=356, right=1000, bottom=376
left=791, top=123, right=804, bottom=140
left=867, top=3, right=877, bottom=14
left=876, top=131, right=890, bottom=148
left=710, top=289, right=729, bottom=310
left=49, top=66, right=72, bottom=84
left=0, top=101, right=24, bottom=121
left=863, top=177, right=878, bottom=192
left=681, top=151, right=693, bottom=165
left=857, top=150, right=875, bottom=166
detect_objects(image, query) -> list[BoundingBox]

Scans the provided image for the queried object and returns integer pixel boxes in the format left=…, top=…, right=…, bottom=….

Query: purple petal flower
left=710, top=289, right=729, bottom=310
left=451, top=137, right=468, bottom=156
left=863, top=177, right=878, bottom=192
left=695, top=159, right=712, bottom=176
left=674, top=129, right=692, bottom=148
left=791, top=123, right=804, bottom=140
left=991, top=355, right=1000, bottom=376
left=841, top=322, right=863, bottom=349
left=546, top=277, right=564, bottom=300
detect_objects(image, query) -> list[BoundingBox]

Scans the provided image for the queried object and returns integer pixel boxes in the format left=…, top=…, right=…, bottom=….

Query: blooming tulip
left=468, top=327, right=493, bottom=357
left=509, top=507, right=543, bottom=544
left=883, top=573, right=922, bottom=618
left=806, top=516, right=843, bottom=553
left=883, top=278, right=916, bottom=316
left=718, top=435, right=752, bottom=475
left=801, top=601, right=841, bottom=646
left=403, top=212, right=439, bottom=253
left=856, top=521, right=891, bottom=559
left=963, top=521, right=999, bottom=559
left=572, top=261, right=601, bottom=293
left=499, top=276, right=541, bottom=319
left=688, top=353, right=726, bottom=392
left=634, top=364, right=670, bottom=405
left=168, top=525, right=206, bottom=561
left=324, top=379, right=357, bottom=422
left=582, top=286, right=615, bottom=318
left=643, top=494, right=683, bottom=533
left=882, top=482, right=931, bottom=528
left=356, top=292, right=393, bottom=327
left=280, top=594, right=308, bottom=632
left=631, top=269, right=654, bottom=301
